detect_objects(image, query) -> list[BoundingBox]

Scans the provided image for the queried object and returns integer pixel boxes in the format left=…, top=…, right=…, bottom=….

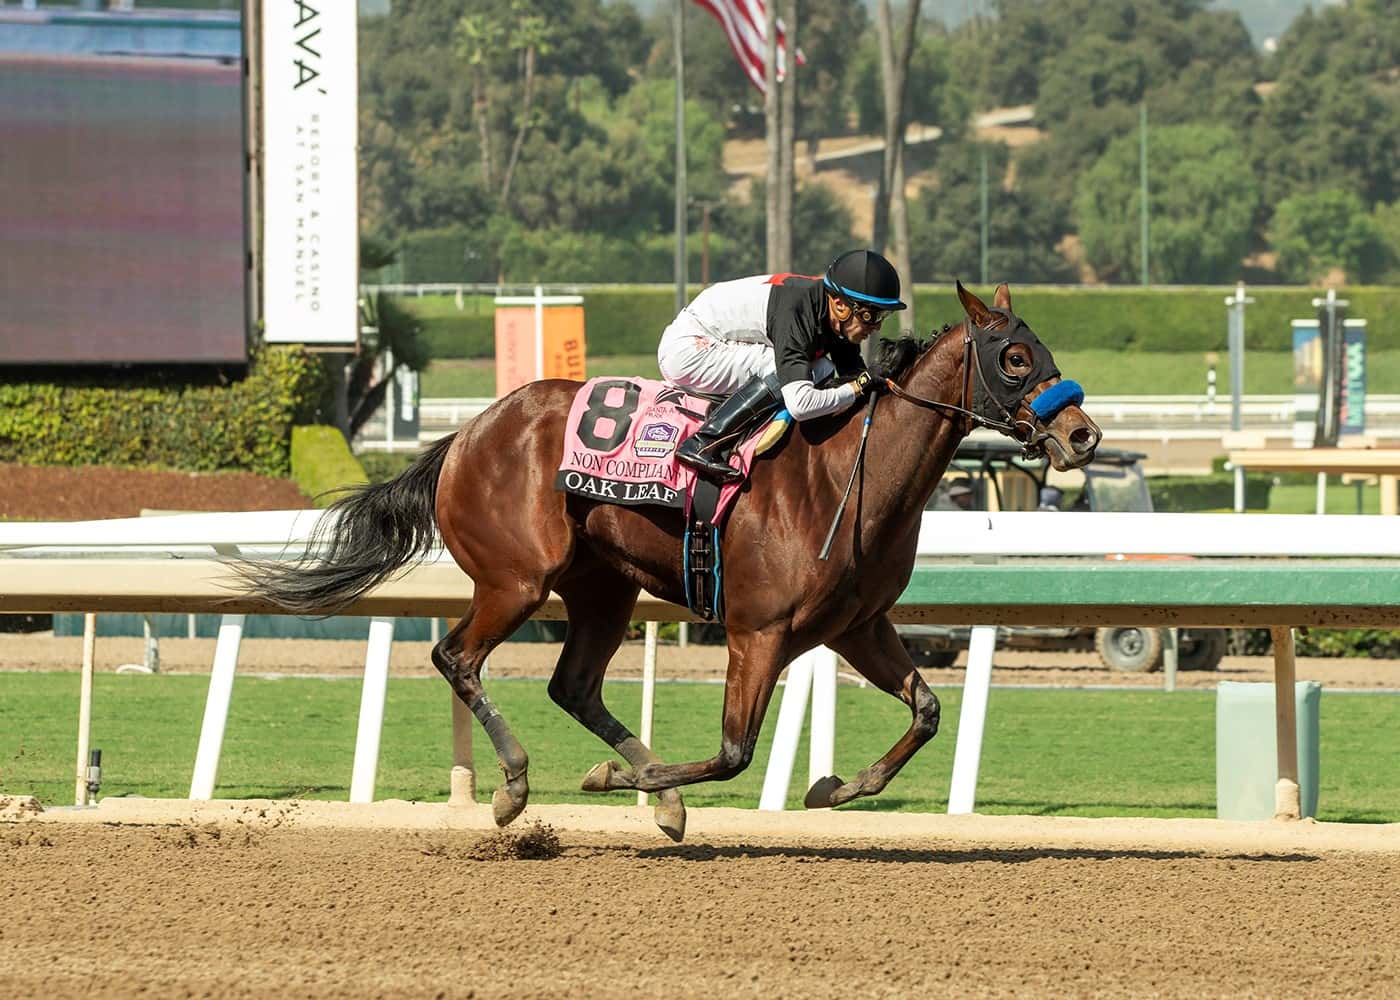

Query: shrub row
left=1147, top=474, right=1273, bottom=512
left=0, top=348, right=328, bottom=477
left=1228, top=627, right=1400, bottom=657
left=289, top=425, right=368, bottom=507
left=397, top=284, right=1400, bottom=360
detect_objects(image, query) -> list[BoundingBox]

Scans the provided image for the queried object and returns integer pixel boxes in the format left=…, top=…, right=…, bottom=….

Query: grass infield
left=4, top=674, right=1398, bottom=823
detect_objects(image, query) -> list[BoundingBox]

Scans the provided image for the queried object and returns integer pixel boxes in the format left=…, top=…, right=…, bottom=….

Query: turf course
left=4, top=673, right=1398, bottom=822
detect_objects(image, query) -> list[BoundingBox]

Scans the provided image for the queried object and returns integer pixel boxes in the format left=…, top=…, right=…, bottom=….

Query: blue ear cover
left=1029, top=380, right=1084, bottom=421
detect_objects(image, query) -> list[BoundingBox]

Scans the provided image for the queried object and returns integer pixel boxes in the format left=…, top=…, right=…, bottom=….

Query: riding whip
left=818, top=391, right=879, bottom=561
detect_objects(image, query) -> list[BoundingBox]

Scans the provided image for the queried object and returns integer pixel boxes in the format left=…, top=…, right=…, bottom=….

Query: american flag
left=691, top=0, right=803, bottom=94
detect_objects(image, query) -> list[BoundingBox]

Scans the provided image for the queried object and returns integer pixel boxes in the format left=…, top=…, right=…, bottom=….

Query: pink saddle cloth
left=555, top=377, right=759, bottom=520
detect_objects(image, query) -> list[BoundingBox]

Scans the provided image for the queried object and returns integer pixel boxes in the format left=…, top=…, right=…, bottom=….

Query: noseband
left=883, top=317, right=1083, bottom=459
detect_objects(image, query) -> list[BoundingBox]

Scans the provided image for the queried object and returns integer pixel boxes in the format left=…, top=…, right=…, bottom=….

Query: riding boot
left=676, top=375, right=783, bottom=483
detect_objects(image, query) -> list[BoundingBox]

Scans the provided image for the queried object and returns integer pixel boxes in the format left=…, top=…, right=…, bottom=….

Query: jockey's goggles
left=844, top=300, right=890, bottom=327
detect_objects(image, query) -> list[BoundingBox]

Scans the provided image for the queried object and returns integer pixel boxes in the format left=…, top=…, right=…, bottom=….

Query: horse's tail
left=237, top=432, right=457, bottom=616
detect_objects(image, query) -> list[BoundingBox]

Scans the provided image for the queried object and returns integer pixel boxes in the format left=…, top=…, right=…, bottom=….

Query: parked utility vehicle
left=900, top=439, right=1227, bottom=673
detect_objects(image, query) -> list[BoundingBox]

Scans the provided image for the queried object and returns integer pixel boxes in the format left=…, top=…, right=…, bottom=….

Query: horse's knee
left=913, top=685, right=941, bottom=740
left=715, top=739, right=755, bottom=780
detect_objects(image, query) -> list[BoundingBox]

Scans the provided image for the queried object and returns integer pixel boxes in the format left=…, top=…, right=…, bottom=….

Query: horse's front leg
left=806, top=612, right=942, bottom=808
left=583, top=628, right=788, bottom=793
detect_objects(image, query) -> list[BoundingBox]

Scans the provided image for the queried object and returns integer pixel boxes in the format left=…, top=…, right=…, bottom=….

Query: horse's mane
left=875, top=332, right=937, bottom=380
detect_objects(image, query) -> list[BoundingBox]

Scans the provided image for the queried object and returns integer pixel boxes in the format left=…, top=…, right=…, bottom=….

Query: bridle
left=883, top=317, right=1055, bottom=459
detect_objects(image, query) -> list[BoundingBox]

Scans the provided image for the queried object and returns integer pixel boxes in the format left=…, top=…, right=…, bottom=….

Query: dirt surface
left=4, top=633, right=1398, bottom=690
left=4, top=799, right=1399, bottom=998
left=0, top=462, right=312, bottom=521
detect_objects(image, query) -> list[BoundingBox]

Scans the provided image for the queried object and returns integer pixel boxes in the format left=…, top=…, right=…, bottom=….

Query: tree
left=711, top=179, right=857, bottom=280
left=1074, top=124, right=1258, bottom=283
left=909, top=144, right=1077, bottom=285
left=1374, top=200, right=1400, bottom=283
left=874, top=0, right=922, bottom=336
left=1271, top=190, right=1392, bottom=284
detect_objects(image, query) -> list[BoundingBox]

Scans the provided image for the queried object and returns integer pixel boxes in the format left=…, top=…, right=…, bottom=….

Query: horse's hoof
left=492, top=776, right=528, bottom=827
left=654, top=790, right=687, bottom=842
left=581, top=759, right=633, bottom=792
left=804, top=774, right=845, bottom=809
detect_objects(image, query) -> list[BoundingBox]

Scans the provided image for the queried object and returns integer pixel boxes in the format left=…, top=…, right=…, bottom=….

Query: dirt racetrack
left=4, top=796, right=1399, bottom=999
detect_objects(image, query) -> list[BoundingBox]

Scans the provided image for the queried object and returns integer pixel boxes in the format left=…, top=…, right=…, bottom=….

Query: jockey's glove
left=853, top=369, right=892, bottom=397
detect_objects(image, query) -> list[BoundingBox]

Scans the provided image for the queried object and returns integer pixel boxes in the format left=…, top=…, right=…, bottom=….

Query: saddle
left=554, top=377, right=784, bottom=621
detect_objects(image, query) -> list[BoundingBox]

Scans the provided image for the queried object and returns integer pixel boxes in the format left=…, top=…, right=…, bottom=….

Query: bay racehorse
left=241, top=282, right=1101, bottom=841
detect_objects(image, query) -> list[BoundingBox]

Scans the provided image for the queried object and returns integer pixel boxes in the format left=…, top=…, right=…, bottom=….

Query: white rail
left=6, top=507, right=1385, bottom=817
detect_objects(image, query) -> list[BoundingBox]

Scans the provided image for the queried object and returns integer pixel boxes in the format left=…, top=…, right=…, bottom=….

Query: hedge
left=0, top=347, right=327, bottom=477
left=290, top=425, right=368, bottom=507
left=397, top=284, right=1400, bottom=360
left=1148, top=474, right=1273, bottom=512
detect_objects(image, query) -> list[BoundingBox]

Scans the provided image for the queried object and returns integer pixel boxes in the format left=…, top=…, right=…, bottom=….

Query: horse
left=241, top=281, right=1101, bottom=842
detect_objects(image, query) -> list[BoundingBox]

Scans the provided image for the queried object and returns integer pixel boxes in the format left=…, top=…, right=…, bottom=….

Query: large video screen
left=0, top=9, right=246, bottom=365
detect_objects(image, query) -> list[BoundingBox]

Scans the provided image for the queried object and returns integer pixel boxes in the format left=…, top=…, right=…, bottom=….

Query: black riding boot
left=676, top=375, right=783, bottom=483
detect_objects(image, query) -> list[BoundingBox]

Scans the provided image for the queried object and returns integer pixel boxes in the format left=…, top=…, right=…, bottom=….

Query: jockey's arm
left=779, top=376, right=860, bottom=421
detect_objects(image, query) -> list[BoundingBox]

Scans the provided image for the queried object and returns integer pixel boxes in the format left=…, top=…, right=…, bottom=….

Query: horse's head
left=953, top=281, right=1100, bottom=470
left=883, top=282, right=1101, bottom=471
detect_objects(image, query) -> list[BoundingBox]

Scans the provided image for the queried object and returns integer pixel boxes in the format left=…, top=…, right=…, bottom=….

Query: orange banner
left=494, top=303, right=587, bottom=397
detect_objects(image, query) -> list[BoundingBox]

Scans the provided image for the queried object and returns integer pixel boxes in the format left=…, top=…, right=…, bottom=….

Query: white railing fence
left=5, top=509, right=1396, bottom=816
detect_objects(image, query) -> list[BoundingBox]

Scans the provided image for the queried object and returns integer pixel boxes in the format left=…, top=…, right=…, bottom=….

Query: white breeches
left=657, top=313, right=776, bottom=397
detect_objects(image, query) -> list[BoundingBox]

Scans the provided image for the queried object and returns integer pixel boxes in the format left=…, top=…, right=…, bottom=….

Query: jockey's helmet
left=823, top=249, right=908, bottom=312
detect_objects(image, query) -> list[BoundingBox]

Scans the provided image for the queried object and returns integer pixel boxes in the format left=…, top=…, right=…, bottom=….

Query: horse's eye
left=1001, top=347, right=1030, bottom=375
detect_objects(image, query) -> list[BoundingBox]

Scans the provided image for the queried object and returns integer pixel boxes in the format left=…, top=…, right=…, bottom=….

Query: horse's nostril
left=1070, top=426, right=1099, bottom=454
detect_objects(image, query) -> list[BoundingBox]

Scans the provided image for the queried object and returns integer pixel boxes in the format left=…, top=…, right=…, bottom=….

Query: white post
left=1233, top=464, right=1246, bottom=513
left=189, top=614, right=246, bottom=800
left=758, top=652, right=815, bottom=810
left=808, top=647, right=837, bottom=788
left=75, top=613, right=96, bottom=806
left=1162, top=627, right=1178, bottom=693
left=448, top=693, right=475, bottom=806
left=637, top=621, right=659, bottom=806
left=144, top=614, right=160, bottom=674
left=1316, top=472, right=1327, bottom=514
left=350, top=616, right=395, bottom=804
left=1271, top=626, right=1301, bottom=820
left=947, top=625, right=997, bottom=815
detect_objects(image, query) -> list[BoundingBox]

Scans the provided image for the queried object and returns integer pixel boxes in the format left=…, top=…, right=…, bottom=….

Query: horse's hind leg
left=548, top=568, right=688, bottom=842
left=810, top=612, right=942, bottom=808
left=432, top=589, right=544, bottom=826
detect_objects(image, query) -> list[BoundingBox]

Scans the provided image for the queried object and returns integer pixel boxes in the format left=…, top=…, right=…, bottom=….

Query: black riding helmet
left=822, top=249, right=908, bottom=311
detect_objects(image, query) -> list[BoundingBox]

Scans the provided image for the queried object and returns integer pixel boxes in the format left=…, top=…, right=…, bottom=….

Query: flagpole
left=764, top=0, right=778, bottom=272
left=674, top=0, right=687, bottom=313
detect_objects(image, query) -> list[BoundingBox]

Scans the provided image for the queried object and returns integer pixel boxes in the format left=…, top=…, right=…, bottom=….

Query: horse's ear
left=956, top=280, right=995, bottom=327
left=993, top=283, right=1012, bottom=312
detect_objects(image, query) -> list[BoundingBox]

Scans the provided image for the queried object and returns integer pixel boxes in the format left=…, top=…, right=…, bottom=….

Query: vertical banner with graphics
left=262, top=2, right=358, bottom=346
left=494, top=290, right=587, bottom=397
left=1340, top=320, right=1367, bottom=438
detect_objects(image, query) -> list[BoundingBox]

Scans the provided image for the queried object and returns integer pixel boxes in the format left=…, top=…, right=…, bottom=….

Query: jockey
left=658, top=248, right=905, bottom=483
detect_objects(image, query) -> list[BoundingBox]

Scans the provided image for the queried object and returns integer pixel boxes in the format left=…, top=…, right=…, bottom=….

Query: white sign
left=262, top=1, right=358, bottom=346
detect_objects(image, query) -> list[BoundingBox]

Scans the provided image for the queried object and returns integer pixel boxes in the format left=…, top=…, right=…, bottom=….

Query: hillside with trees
left=359, top=0, right=1400, bottom=286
